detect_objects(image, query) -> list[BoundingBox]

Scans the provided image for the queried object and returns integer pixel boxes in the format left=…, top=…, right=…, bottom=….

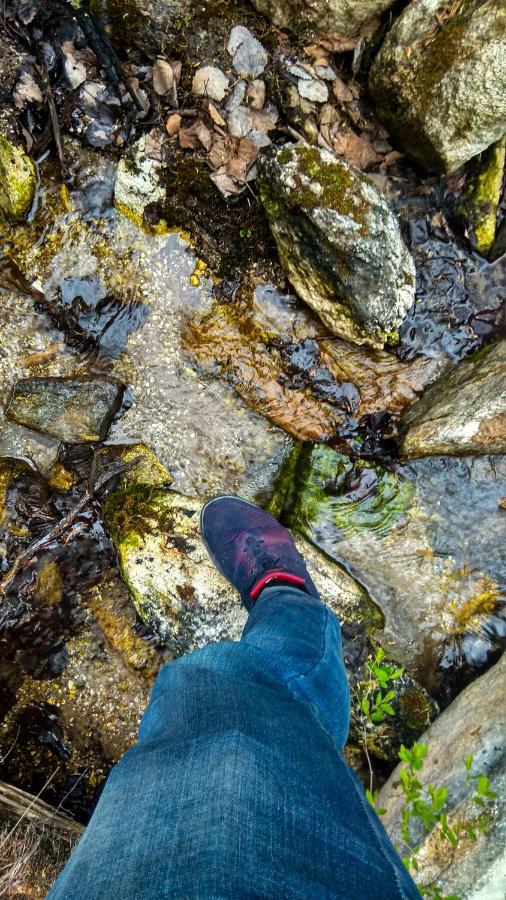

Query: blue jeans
left=48, top=589, right=419, bottom=899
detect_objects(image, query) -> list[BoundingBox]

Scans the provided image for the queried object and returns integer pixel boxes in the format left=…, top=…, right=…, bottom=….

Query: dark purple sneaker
left=200, top=495, right=319, bottom=609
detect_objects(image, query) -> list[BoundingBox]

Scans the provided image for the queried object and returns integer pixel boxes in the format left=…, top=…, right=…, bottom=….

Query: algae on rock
left=0, top=135, right=36, bottom=224
left=465, top=138, right=505, bottom=256
left=258, top=145, right=415, bottom=349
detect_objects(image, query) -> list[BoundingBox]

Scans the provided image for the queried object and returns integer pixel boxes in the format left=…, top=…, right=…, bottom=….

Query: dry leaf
left=153, top=58, right=174, bottom=95
left=227, top=137, right=259, bottom=182
left=332, top=75, right=354, bottom=103
left=208, top=136, right=232, bottom=169
left=178, top=120, right=213, bottom=150
left=208, top=102, right=226, bottom=127
left=13, top=68, right=43, bottom=107
left=195, top=121, right=213, bottom=150
left=210, top=166, right=245, bottom=199
left=380, top=150, right=404, bottom=169
left=144, top=127, right=168, bottom=160
left=166, top=113, right=182, bottom=136
left=332, top=130, right=381, bottom=170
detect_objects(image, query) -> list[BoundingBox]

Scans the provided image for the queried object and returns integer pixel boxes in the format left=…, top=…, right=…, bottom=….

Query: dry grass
left=0, top=815, right=77, bottom=898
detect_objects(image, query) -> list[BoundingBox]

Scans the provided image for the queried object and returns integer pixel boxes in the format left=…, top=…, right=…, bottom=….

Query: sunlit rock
left=250, top=0, right=397, bottom=35
left=369, top=0, right=506, bottom=174
left=399, top=340, right=506, bottom=458
left=258, top=144, right=415, bottom=349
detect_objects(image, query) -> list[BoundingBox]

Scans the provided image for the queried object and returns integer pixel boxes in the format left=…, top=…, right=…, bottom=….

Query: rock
left=5, top=376, right=125, bottom=443
left=114, top=136, right=166, bottom=228
left=399, top=340, right=506, bottom=458
left=466, top=138, right=506, bottom=256
left=0, top=135, right=36, bottom=224
left=192, top=66, right=230, bottom=102
left=101, top=448, right=369, bottom=655
left=369, top=0, right=506, bottom=174
left=184, top=279, right=444, bottom=443
left=99, top=0, right=192, bottom=56
left=227, top=26, right=268, bottom=78
left=249, top=0, right=397, bottom=35
left=271, top=442, right=506, bottom=688
left=378, top=653, right=506, bottom=899
left=0, top=33, right=36, bottom=224
left=258, top=144, right=416, bottom=349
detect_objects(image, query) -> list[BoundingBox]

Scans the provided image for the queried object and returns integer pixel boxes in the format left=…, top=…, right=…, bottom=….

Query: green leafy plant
left=357, top=647, right=404, bottom=790
left=367, top=743, right=497, bottom=900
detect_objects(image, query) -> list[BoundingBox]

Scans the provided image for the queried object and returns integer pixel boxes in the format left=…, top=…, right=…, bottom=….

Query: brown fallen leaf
left=332, top=129, right=382, bottom=170
left=208, top=135, right=233, bottom=169
left=195, top=121, right=213, bottom=151
left=380, top=150, right=404, bottom=169
left=166, top=113, right=182, bottom=136
left=13, top=67, right=43, bottom=107
left=332, top=75, right=354, bottom=103
left=208, top=102, right=226, bottom=127
left=227, top=137, right=259, bottom=182
left=152, top=58, right=174, bottom=95
left=210, top=166, right=244, bottom=199
left=144, top=127, right=168, bottom=160
left=179, top=120, right=213, bottom=150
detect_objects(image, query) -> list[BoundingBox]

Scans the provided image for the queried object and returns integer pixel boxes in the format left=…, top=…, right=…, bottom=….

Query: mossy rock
left=0, top=135, right=36, bottom=223
left=258, top=144, right=415, bottom=349
left=249, top=0, right=397, bottom=35
left=272, top=442, right=416, bottom=543
left=465, top=138, right=505, bottom=256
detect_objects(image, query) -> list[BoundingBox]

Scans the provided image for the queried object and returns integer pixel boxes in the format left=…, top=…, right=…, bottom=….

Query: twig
left=0, top=455, right=142, bottom=597
left=0, top=769, right=60, bottom=852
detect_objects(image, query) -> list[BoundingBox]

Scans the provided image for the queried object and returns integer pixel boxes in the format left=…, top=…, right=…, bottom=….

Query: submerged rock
left=249, top=0, right=397, bottom=35
left=369, top=0, right=506, bottom=174
left=378, top=652, right=506, bottom=899
left=258, top=144, right=415, bottom=349
left=184, top=279, right=443, bottom=443
left=272, top=443, right=506, bottom=687
left=466, top=138, right=506, bottom=256
left=5, top=376, right=125, bottom=443
left=399, top=340, right=506, bottom=458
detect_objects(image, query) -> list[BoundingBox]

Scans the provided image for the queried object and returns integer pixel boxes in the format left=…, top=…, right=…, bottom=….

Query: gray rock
left=250, top=0, right=397, bottom=34
left=378, top=653, right=506, bottom=899
left=5, top=376, right=125, bottom=443
left=369, top=0, right=506, bottom=174
left=227, top=26, right=268, bottom=78
left=258, top=144, right=415, bottom=348
left=192, top=66, right=230, bottom=102
left=400, top=340, right=506, bottom=458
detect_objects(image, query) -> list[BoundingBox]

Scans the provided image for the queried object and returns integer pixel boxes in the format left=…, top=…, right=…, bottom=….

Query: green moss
left=0, top=136, right=36, bottom=223
left=398, top=687, right=433, bottom=732
left=280, top=443, right=415, bottom=542
left=265, top=145, right=369, bottom=235
left=466, top=138, right=505, bottom=255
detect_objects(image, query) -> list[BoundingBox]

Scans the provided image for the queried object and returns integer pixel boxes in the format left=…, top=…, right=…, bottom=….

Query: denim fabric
left=48, top=588, right=420, bottom=899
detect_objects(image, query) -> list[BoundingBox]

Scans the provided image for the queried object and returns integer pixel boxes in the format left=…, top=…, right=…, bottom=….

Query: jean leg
left=241, top=586, right=350, bottom=749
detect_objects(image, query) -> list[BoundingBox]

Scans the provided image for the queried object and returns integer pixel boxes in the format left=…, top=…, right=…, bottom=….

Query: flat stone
left=5, top=376, right=125, bottom=443
left=378, top=653, right=506, bottom=898
left=399, top=340, right=506, bottom=458
left=192, top=66, right=229, bottom=102
left=227, top=26, right=268, bottom=78
left=258, top=144, right=416, bottom=349
left=369, top=0, right=506, bottom=173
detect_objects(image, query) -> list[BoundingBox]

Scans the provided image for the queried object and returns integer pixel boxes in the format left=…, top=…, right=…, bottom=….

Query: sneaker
left=200, top=495, right=319, bottom=609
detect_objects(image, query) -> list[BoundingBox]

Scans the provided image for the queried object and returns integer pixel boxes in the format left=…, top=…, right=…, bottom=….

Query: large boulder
left=258, top=144, right=415, bottom=349
left=250, top=0, right=397, bottom=35
left=399, top=340, right=506, bottom=458
left=378, top=652, right=506, bottom=899
left=369, top=0, right=506, bottom=174
left=5, top=376, right=125, bottom=443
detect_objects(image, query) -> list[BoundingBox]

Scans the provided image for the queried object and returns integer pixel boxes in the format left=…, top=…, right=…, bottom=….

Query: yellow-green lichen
left=0, top=136, right=36, bottom=223
left=466, top=138, right=505, bottom=255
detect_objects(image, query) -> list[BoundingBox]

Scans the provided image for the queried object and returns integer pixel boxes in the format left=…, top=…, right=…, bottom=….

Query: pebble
left=192, top=66, right=229, bottom=102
